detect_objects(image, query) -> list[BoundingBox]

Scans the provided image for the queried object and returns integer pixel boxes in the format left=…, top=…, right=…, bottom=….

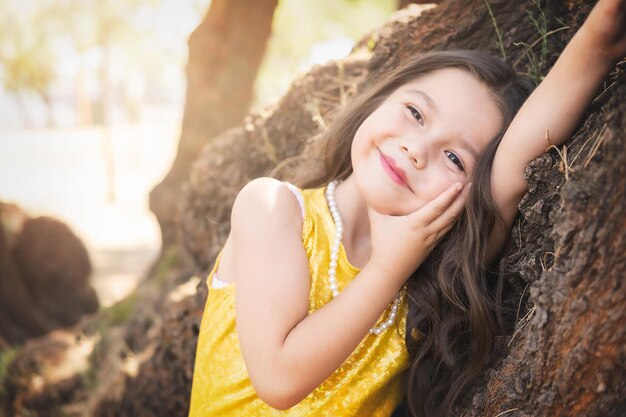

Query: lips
left=379, top=151, right=409, bottom=187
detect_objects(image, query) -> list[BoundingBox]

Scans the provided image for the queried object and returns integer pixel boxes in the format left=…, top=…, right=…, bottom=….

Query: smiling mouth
left=379, top=151, right=412, bottom=190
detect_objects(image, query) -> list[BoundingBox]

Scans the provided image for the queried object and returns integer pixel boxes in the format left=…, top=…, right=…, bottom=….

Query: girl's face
left=351, top=68, right=503, bottom=216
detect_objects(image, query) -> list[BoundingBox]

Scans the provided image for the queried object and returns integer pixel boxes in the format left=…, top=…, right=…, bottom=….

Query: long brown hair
left=288, top=50, right=534, bottom=417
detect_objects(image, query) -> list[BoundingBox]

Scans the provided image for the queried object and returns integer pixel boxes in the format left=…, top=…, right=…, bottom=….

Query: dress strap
left=283, top=181, right=305, bottom=218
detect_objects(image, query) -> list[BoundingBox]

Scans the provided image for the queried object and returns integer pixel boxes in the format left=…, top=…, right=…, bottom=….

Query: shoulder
left=231, top=177, right=303, bottom=235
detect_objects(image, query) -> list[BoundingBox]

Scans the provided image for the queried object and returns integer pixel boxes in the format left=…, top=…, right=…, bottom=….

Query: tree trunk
left=149, top=0, right=278, bottom=249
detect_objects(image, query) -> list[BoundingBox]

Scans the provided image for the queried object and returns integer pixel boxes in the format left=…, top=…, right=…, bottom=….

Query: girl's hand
left=367, top=182, right=471, bottom=285
left=581, top=0, right=626, bottom=61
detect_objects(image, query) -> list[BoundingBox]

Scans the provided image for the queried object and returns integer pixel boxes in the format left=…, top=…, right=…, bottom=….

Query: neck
left=333, top=175, right=371, bottom=268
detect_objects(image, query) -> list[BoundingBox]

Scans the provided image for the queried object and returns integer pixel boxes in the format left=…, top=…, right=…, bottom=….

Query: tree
left=0, top=1, right=56, bottom=127
left=149, top=0, right=279, bottom=249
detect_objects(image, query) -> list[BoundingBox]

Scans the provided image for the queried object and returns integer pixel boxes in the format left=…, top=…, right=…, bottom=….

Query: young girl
left=187, top=1, right=625, bottom=416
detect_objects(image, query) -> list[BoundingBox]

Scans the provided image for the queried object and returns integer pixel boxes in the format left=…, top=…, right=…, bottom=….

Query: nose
left=400, top=142, right=426, bottom=169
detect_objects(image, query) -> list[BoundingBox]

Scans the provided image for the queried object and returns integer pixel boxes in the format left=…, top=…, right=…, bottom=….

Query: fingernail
left=455, top=183, right=463, bottom=191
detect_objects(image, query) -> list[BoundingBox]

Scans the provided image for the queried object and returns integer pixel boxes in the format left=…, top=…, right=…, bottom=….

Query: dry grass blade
left=513, top=26, right=570, bottom=67
left=495, top=408, right=521, bottom=417
left=508, top=305, right=536, bottom=348
left=548, top=144, right=572, bottom=181
left=546, top=128, right=573, bottom=181
left=515, top=282, right=530, bottom=325
left=570, top=123, right=606, bottom=166
left=583, top=124, right=610, bottom=168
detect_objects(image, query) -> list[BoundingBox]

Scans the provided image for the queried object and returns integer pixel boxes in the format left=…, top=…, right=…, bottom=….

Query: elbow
left=252, top=377, right=308, bottom=410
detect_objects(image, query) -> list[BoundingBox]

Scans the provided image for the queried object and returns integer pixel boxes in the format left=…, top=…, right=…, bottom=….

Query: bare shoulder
left=218, top=178, right=305, bottom=284
left=219, top=177, right=304, bottom=284
left=231, top=177, right=303, bottom=234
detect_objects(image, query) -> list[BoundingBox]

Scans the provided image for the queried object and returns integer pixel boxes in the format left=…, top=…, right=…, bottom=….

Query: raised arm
left=491, top=0, right=626, bottom=236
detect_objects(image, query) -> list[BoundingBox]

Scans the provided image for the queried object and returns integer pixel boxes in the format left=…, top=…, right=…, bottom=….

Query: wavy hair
left=288, top=50, right=534, bottom=417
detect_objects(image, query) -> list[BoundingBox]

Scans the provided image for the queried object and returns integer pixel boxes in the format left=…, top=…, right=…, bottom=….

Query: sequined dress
left=187, top=184, right=410, bottom=416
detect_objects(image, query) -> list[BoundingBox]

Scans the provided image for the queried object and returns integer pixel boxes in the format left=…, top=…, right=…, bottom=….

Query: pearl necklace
left=325, top=180, right=402, bottom=335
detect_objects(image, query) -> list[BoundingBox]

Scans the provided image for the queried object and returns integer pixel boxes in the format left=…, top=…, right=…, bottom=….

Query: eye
left=445, top=151, right=465, bottom=172
left=406, top=105, right=424, bottom=126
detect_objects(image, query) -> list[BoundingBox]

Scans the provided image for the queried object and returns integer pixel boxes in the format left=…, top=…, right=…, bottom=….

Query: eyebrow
left=406, top=89, right=438, bottom=113
left=407, top=89, right=481, bottom=161
left=459, top=141, right=480, bottom=161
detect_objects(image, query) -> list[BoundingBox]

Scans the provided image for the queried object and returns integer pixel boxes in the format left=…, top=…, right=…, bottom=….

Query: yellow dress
left=187, top=185, right=410, bottom=417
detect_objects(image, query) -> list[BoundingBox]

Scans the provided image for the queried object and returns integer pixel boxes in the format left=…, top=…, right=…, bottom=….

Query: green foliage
left=483, top=0, right=507, bottom=60
left=0, top=347, right=19, bottom=404
left=0, top=0, right=175, bottom=107
left=92, top=290, right=139, bottom=340
left=513, top=0, right=571, bottom=84
left=0, top=0, right=393, bottom=121
left=254, top=0, right=397, bottom=108
left=515, top=0, right=551, bottom=83
left=0, top=2, right=57, bottom=95
left=367, top=35, right=377, bottom=52
left=484, top=0, right=569, bottom=84
left=154, top=244, right=182, bottom=288
left=101, top=292, right=138, bottom=329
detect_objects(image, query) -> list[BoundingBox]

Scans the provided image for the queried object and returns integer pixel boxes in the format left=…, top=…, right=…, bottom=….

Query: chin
left=352, top=170, right=417, bottom=216
left=365, top=192, right=415, bottom=216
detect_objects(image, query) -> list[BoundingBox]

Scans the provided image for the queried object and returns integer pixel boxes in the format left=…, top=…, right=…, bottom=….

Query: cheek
left=419, top=169, right=460, bottom=203
left=350, top=128, right=376, bottom=170
left=350, top=136, right=364, bottom=171
left=351, top=125, right=366, bottom=156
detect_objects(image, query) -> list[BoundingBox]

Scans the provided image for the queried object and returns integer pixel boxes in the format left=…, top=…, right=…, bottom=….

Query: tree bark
left=149, top=0, right=278, bottom=249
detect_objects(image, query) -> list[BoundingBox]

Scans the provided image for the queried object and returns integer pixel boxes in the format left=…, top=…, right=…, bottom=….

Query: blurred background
left=0, top=0, right=400, bottom=309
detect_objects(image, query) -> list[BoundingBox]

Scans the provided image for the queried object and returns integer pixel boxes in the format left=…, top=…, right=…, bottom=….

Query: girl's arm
left=231, top=177, right=468, bottom=409
left=490, top=0, right=625, bottom=250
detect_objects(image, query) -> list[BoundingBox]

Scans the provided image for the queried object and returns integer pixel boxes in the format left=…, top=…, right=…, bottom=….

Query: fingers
left=435, top=182, right=471, bottom=227
left=414, top=182, right=467, bottom=225
left=416, top=182, right=471, bottom=244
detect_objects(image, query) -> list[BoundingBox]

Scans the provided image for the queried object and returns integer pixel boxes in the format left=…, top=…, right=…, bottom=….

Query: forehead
left=393, top=68, right=504, bottom=150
